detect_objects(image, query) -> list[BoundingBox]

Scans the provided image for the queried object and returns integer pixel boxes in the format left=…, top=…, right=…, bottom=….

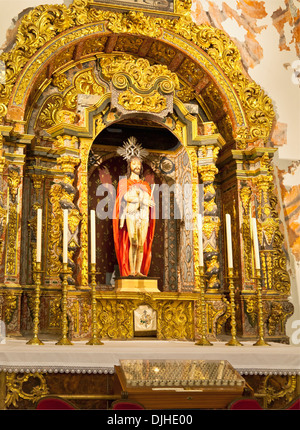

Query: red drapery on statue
left=113, top=178, right=155, bottom=277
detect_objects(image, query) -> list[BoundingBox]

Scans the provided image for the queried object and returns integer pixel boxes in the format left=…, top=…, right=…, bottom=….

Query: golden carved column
left=237, top=151, right=293, bottom=342
left=57, top=155, right=81, bottom=288
left=46, top=136, right=81, bottom=288
left=189, top=144, right=227, bottom=341
left=28, top=174, right=45, bottom=284
left=78, top=118, right=104, bottom=288
left=5, top=165, right=22, bottom=284
left=240, top=185, right=253, bottom=284
left=186, top=147, right=200, bottom=280
left=198, top=145, right=221, bottom=291
left=0, top=136, right=7, bottom=276
left=1, top=138, right=25, bottom=336
left=78, top=137, right=92, bottom=288
left=253, top=160, right=289, bottom=294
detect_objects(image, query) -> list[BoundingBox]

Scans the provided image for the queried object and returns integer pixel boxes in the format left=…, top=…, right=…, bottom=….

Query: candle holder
left=195, top=266, right=213, bottom=346
left=86, top=263, right=103, bottom=345
left=225, top=268, right=243, bottom=346
left=56, top=263, right=73, bottom=345
left=27, top=261, right=44, bottom=345
left=253, top=268, right=270, bottom=346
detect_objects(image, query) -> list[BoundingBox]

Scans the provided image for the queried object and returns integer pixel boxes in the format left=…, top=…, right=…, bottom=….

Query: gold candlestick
left=195, top=266, right=213, bottom=346
left=27, top=261, right=44, bottom=345
left=253, top=268, right=270, bottom=346
left=87, top=263, right=103, bottom=345
left=226, top=268, right=243, bottom=346
left=56, top=263, right=73, bottom=345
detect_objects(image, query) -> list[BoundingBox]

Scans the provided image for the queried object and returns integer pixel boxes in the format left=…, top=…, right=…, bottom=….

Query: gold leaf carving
left=64, top=87, right=78, bottom=110
left=52, top=73, right=71, bottom=92
left=6, top=373, right=49, bottom=408
left=7, top=166, right=21, bottom=202
left=68, top=208, right=82, bottom=234
left=38, top=95, right=64, bottom=128
left=0, top=1, right=274, bottom=148
left=74, top=69, right=105, bottom=95
left=81, top=36, right=108, bottom=56
left=118, top=89, right=167, bottom=113
left=156, top=300, right=193, bottom=340
left=4, top=294, right=17, bottom=324
left=100, top=55, right=179, bottom=92
left=37, top=69, right=105, bottom=129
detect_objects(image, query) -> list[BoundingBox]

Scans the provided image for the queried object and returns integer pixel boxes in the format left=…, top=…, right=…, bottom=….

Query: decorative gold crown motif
left=117, top=136, right=148, bottom=161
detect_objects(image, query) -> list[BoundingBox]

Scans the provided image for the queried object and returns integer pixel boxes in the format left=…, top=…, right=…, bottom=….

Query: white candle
left=251, top=217, right=261, bottom=270
left=36, top=208, right=42, bottom=263
left=90, top=210, right=96, bottom=265
left=197, top=214, right=204, bottom=267
left=225, top=214, right=233, bottom=269
left=63, top=209, right=68, bottom=264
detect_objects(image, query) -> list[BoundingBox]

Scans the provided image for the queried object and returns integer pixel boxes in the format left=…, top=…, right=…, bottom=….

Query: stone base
left=115, top=277, right=159, bottom=292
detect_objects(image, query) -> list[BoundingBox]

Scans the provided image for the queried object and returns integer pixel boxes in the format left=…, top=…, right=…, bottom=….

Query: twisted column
left=198, top=145, right=220, bottom=291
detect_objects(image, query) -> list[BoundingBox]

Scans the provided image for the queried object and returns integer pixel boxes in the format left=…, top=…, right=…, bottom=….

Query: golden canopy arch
left=0, top=0, right=274, bottom=147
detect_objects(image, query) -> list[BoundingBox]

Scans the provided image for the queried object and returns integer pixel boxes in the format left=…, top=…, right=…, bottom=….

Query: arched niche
left=87, top=118, right=195, bottom=292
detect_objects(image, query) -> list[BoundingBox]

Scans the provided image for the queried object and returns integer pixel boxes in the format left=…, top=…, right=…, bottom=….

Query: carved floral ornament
left=0, top=0, right=275, bottom=148
left=35, top=55, right=180, bottom=129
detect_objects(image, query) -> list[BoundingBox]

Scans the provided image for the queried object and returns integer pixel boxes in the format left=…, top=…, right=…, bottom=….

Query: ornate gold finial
left=116, top=136, right=149, bottom=162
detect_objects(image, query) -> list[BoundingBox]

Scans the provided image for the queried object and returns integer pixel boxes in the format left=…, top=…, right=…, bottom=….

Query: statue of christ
left=113, top=137, right=155, bottom=277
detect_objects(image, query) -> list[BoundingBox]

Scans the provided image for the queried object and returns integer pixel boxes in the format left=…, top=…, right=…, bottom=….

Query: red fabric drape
left=113, top=178, right=155, bottom=276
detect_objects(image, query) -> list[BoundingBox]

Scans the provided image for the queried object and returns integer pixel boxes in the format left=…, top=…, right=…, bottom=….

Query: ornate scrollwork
left=267, top=301, right=294, bottom=336
left=47, top=153, right=81, bottom=286
left=198, top=162, right=220, bottom=290
left=7, top=166, right=21, bottom=203
left=207, top=296, right=229, bottom=336
left=186, top=147, right=200, bottom=280
left=0, top=0, right=275, bottom=148
left=254, top=156, right=291, bottom=295
left=99, top=54, right=179, bottom=113
left=175, top=0, right=192, bottom=15
left=6, top=372, right=49, bottom=408
left=240, top=185, right=253, bottom=281
left=6, top=166, right=21, bottom=276
left=263, top=374, right=297, bottom=407
left=156, top=300, right=193, bottom=340
left=96, top=299, right=135, bottom=339
left=37, top=69, right=105, bottom=129
left=38, top=95, right=64, bottom=129
left=49, top=298, right=61, bottom=328
left=52, top=73, right=71, bottom=92
left=47, top=183, right=65, bottom=278
left=118, top=89, right=167, bottom=113
left=244, top=296, right=258, bottom=327
left=4, top=294, right=17, bottom=325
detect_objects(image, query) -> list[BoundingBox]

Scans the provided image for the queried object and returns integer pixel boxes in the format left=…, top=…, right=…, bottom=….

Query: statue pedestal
left=115, top=277, right=160, bottom=293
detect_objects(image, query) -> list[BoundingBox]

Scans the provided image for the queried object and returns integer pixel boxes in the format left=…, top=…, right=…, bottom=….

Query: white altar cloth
left=0, top=339, right=299, bottom=375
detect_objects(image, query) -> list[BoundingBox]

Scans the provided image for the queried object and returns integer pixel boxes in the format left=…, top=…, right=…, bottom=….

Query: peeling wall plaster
left=191, top=0, right=300, bottom=341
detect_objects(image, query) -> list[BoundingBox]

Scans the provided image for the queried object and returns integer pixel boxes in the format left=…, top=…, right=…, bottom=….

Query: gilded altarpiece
left=0, top=0, right=293, bottom=348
